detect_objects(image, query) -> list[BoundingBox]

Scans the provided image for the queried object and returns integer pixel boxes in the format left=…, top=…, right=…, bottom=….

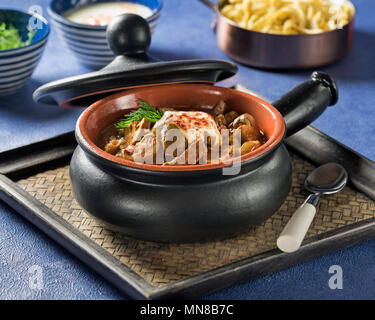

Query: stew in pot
left=97, top=99, right=267, bottom=165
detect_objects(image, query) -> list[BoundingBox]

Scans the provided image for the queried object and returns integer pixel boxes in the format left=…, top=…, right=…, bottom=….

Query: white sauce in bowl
left=63, top=2, right=153, bottom=26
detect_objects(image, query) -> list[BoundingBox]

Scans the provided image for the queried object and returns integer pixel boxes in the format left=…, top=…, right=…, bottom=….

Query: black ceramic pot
left=69, top=71, right=338, bottom=243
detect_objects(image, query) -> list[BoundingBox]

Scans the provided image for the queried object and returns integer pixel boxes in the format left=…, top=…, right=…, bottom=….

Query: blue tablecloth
left=0, top=0, right=374, bottom=299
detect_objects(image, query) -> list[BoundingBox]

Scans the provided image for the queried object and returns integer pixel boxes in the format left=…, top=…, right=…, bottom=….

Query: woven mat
left=17, top=153, right=375, bottom=287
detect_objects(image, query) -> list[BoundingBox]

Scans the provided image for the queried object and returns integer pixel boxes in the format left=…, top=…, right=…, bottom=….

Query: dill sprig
left=115, top=99, right=164, bottom=129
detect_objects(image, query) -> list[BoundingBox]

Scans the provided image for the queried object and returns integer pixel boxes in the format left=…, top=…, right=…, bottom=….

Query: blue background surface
left=0, top=0, right=374, bottom=299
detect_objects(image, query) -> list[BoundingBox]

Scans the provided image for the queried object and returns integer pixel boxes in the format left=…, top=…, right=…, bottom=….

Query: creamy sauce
left=152, top=111, right=221, bottom=145
left=64, top=2, right=153, bottom=26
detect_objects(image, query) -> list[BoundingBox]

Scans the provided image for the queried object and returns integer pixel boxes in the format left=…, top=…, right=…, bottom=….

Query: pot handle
left=272, top=72, right=338, bottom=137
left=198, top=0, right=217, bottom=12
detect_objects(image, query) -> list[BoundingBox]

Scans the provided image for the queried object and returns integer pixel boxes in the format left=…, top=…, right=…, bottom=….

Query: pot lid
left=33, top=14, right=237, bottom=108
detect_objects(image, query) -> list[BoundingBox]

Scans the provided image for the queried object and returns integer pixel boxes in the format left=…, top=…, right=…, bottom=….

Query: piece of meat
left=104, top=137, right=123, bottom=155
left=132, top=133, right=157, bottom=164
left=164, top=139, right=208, bottom=165
left=229, top=113, right=257, bottom=128
left=124, top=144, right=135, bottom=155
left=215, top=114, right=227, bottom=127
left=211, top=100, right=228, bottom=117
left=241, top=140, right=261, bottom=155
left=224, top=111, right=239, bottom=125
left=236, top=125, right=261, bottom=143
left=130, top=118, right=151, bottom=145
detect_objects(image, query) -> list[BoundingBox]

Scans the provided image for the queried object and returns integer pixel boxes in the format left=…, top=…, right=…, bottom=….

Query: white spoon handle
left=277, top=203, right=317, bottom=253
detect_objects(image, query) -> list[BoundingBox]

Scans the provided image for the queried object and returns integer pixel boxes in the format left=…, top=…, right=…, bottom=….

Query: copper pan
left=199, top=0, right=355, bottom=69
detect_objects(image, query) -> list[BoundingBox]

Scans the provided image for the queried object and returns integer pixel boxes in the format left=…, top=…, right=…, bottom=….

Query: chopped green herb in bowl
left=0, top=23, right=35, bottom=50
left=0, top=8, right=49, bottom=96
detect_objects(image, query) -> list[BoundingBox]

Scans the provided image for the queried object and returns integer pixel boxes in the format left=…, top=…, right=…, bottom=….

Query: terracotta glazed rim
left=77, top=84, right=286, bottom=172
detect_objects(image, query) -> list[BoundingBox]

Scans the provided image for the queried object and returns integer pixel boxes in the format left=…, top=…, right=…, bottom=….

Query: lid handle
left=106, top=13, right=151, bottom=56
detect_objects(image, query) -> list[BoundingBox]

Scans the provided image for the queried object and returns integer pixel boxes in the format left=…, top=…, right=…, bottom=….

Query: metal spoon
left=277, top=162, right=348, bottom=253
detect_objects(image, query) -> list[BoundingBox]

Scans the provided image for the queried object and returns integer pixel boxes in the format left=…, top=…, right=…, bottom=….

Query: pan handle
left=198, top=0, right=217, bottom=12
left=272, top=72, right=338, bottom=137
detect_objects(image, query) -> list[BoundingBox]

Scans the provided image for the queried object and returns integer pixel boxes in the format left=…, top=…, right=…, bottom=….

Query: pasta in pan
left=220, top=0, right=355, bottom=35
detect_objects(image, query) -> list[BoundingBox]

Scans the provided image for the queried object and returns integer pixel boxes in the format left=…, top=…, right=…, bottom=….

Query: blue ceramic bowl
left=0, top=9, right=50, bottom=96
left=48, top=0, right=163, bottom=70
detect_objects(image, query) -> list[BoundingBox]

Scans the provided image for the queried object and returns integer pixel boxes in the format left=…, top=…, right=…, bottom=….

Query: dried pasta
left=220, top=0, right=355, bottom=34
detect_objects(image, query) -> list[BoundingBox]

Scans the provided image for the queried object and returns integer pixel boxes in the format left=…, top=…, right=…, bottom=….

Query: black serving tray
left=0, top=113, right=374, bottom=299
